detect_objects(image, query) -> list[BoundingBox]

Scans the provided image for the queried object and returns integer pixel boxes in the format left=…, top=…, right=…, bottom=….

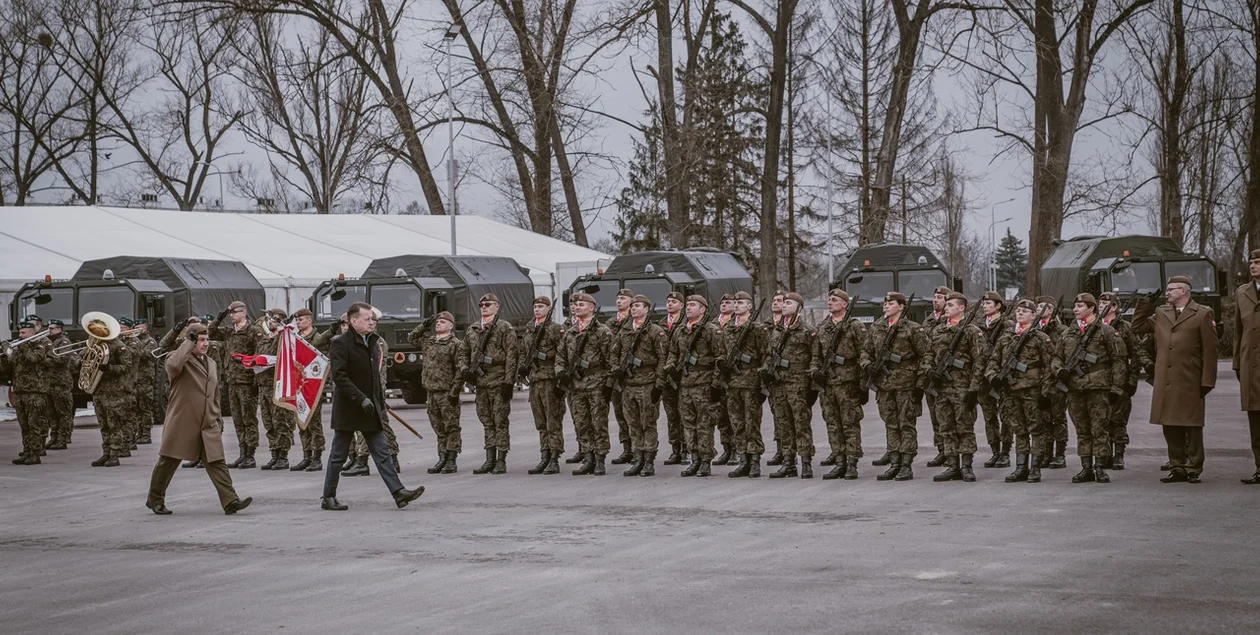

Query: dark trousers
left=148, top=455, right=238, bottom=509
left=1249, top=412, right=1260, bottom=471
left=1162, top=426, right=1205, bottom=475
left=323, top=429, right=403, bottom=498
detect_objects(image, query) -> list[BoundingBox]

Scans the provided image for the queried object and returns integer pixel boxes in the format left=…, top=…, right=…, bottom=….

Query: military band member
left=209, top=301, right=267, bottom=468
left=862, top=292, right=929, bottom=481
left=1054, top=293, right=1127, bottom=484
left=409, top=311, right=465, bottom=475
left=607, top=289, right=635, bottom=465
left=711, top=293, right=737, bottom=465
left=667, top=295, right=724, bottom=477
left=91, top=331, right=134, bottom=467
left=765, top=290, right=789, bottom=466
left=810, top=289, right=866, bottom=480
left=117, top=316, right=142, bottom=454
left=610, top=295, right=669, bottom=476
left=1099, top=291, right=1147, bottom=469
left=723, top=291, right=768, bottom=478
left=985, top=299, right=1056, bottom=483
left=761, top=292, right=814, bottom=479
left=518, top=297, right=565, bottom=475
left=1237, top=250, right=1260, bottom=485
left=922, top=286, right=951, bottom=468
left=1135, top=277, right=1217, bottom=483
left=977, top=292, right=1012, bottom=469
left=1036, top=295, right=1070, bottom=469
left=463, top=293, right=519, bottom=475
left=289, top=308, right=326, bottom=472
left=4, top=321, right=54, bottom=464
left=657, top=291, right=688, bottom=466
left=925, top=292, right=985, bottom=482
left=45, top=318, right=76, bottom=450
left=557, top=292, right=614, bottom=475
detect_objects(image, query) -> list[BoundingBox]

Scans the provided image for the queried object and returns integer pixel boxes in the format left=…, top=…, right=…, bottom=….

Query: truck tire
left=400, top=380, right=427, bottom=405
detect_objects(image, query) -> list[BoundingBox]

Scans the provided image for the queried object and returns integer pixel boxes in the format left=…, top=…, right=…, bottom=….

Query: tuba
left=72, top=312, right=121, bottom=393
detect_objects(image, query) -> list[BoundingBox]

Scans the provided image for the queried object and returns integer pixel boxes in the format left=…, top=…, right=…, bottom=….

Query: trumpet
left=53, top=326, right=144, bottom=356
left=1, top=329, right=51, bottom=356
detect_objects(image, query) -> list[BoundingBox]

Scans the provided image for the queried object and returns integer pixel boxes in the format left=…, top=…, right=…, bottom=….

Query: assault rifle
left=614, top=303, right=656, bottom=392
left=714, top=298, right=767, bottom=392
left=812, top=295, right=859, bottom=393
left=1054, top=297, right=1113, bottom=393
left=518, top=300, right=556, bottom=380
left=988, top=304, right=1050, bottom=400
left=864, top=293, right=917, bottom=392
left=924, top=299, right=983, bottom=398
left=1038, top=295, right=1065, bottom=333
left=466, top=316, right=499, bottom=383
left=667, top=306, right=713, bottom=389
left=982, top=297, right=1020, bottom=357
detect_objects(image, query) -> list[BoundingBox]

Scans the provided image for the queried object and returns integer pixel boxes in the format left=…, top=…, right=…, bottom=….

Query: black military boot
left=271, top=451, right=289, bottom=471
left=624, top=451, right=644, bottom=477
left=260, top=450, right=279, bottom=471
left=429, top=450, right=449, bottom=474
left=639, top=451, right=656, bottom=477
left=340, top=454, right=357, bottom=473
left=491, top=449, right=507, bottom=474
left=306, top=453, right=322, bottom=472
left=767, top=443, right=785, bottom=466
left=697, top=458, right=712, bottom=477
left=290, top=451, right=312, bottom=472
left=823, top=454, right=847, bottom=480
left=895, top=455, right=915, bottom=481
left=528, top=450, right=550, bottom=475
left=728, top=452, right=751, bottom=478
left=593, top=454, right=607, bottom=476
left=542, top=451, right=559, bottom=475
left=820, top=451, right=838, bottom=467
left=1094, top=459, right=1111, bottom=483
left=103, top=451, right=120, bottom=467
left=46, top=441, right=67, bottom=451
left=995, top=442, right=1011, bottom=468
left=237, top=447, right=257, bottom=469
left=960, top=454, right=977, bottom=482
left=1071, top=456, right=1095, bottom=483
left=439, top=451, right=457, bottom=474
left=572, top=452, right=595, bottom=476
left=769, top=453, right=797, bottom=479
left=91, top=452, right=110, bottom=467
left=183, top=458, right=201, bottom=469
left=610, top=442, right=633, bottom=465
left=566, top=449, right=586, bottom=464
left=21, top=454, right=40, bottom=465
left=983, top=443, right=1001, bottom=468
left=1049, top=440, right=1067, bottom=469
left=926, top=448, right=946, bottom=467
left=714, top=444, right=734, bottom=466
left=1027, top=455, right=1042, bottom=483
left=681, top=453, right=701, bottom=477
left=844, top=456, right=859, bottom=480
left=663, top=444, right=684, bottom=465
left=1161, top=460, right=1173, bottom=471
left=473, top=448, right=497, bottom=474
left=871, top=450, right=892, bottom=466
left=800, top=457, right=813, bottom=479
left=933, top=455, right=961, bottom=482
left=1112, top=444, right=1126, bottom=470
left=1005, top=453, right=1030, bottom=483
left=345, top=455, right=370, bottom=476
left=747, top=454, right=762, bottom=478
left=876, top=452, right=901, bottom=481
left=117, top=447, right=131, bottom=458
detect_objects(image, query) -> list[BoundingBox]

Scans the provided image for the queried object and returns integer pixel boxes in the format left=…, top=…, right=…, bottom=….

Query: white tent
left=0, top=206, right=608, bottom=331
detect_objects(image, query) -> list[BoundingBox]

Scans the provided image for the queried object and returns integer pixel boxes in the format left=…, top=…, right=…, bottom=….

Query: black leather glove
left=602, top=386, right=613, bottom=403
left=990, top=376, right=1007, bottom=391
left=811, top=370, right=825, bottom=384
left=912, top=389, right=923, bottom=405
left=1038, top=394, right=1051, bottom=410
left=186, top=329, right=199, bottom=344
left=759, top=369, right=774, bottom=383
left=215, top=307, right=231, bottom=324
left=448, top=390, right=460, bottom=407
left=806, top=389, right=818, bottom=407
left=709, top=386, right=725, bottom=403
left=858, top=388, right=870, bottom=406
left=421, top=315, right=436, bottom=330
left=1200, top=385, right=1213, bottom=398
left=500, top=383, right=513, bottom=401
left=963, top=391, right=978, bottom=410
left=173, top=317, right=193, bottom=338
left=556, top=369, right=569, bottom=384
left=360, top=398, right=376, bottom=419
left=758, top=391, right=768, bottom=404
left=650, top=386, right=661, bottom=403
left=1125, top=383, right=1137, bottom=397
left=716, top=358, right=730, bottom=373
left=462, top=370, right=476, bottom=384
left=1055, top=368, right=1071, bottom=383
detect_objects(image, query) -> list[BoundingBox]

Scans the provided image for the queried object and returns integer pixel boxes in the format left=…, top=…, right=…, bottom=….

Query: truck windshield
left=574, top=280, right=623, bottom=313
left=17, top=288, right=73, bottom=324
left=370, top=284, right=422, bottom=318
left=78, top=287, right=135, bottom=323
left=1109, top=262, right=1161, bottom=293
left=845, top=272, right=894, bottom=299
left=1165, top=261, right=1217, bottom=292
left=898, top=270, right=947, bottom=300
left=317, top=284, right=366, bottom=319
left=622, top=279, right=674, bottom=308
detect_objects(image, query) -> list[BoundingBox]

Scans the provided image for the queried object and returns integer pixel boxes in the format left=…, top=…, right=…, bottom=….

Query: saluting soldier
left=711, top=293, right=738, bottom=466
left=606, top=289, right=635, bottom=466
left=761, top=292, right=815, bottom=479
left=764, top=290, right=788, bottom=466
left=557, top=292, right=615, bottom=475
left=44, top=319, right=76, bottom=450
left=986, top=299, right=1056, bottom=483
left=924, top=292, right=985, bottom=482
left=610, top=295, right=669, bottom=477
left=656, top=292, right=688, bottom=466
left=517, top=297, right=565, bottom=475
left=1035, top=295, right=1071, bottom=468
left=1236, top=250, right=1260, bottom=485
left=1099, top=291, right=1148, bottom=469
left=723, top=291, right=768, bottom=478
left=1053, top=293, right=1127, bottom=484
left=163, top=317, right=213, bottom=468
left=208, top=301, right=267, bottom=469
left=289, top=309, right=326, bottom=473
left=862, top=292, right=930, bottom=481
left=977, top=292, right=1013, bottom=469
left=410, top=311, right=465, bottom=475
left=1134, top=276, right=1217, bottom=483
left=4, top=321, right=54, bottom=465
left=463, top=293, right=519, bottom=475
left=666, top=295, right=725, bottom=477
left=922, top=286, right=950, bottom=468
left=810, top=289, right=867, bottom=481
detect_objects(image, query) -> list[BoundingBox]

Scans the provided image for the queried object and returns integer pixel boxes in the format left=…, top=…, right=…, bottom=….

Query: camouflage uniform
left=354, top=336, right=398, bottom=458
left=977, top=315, right=1014, bottom=451
left=209, top=318, right=267, bottom=452
left=133, top=332, right=161, bottom=443
left=298, top=327, right=327, bottom=457
left=556, top=317, right=614, bottom=456
left=1039, top=317, right=1071, bottom=456
left=464, top=316, right=519, bottom=452
left=921, top=311, right=946, bottom=457
left=255, top=331, right=294, bottom=456
left=121, top=334, right=148, bottom=447
left=764, top=316, right=786, bottom=453
left=1105, top=316, right=1146, bottom=452
left=986, top=323, right=1056, bottom=457
left=667, top=318, right=724, bottom=462
left=711, top=315, right=737, bottom=456
left=1054, top=319, right=1128, bottom=461
left=862, top=316, right=930, bottom=460
left=761, top=317, right=813, bottom=460
left=92, top=338, right=134, bottom=457
left=810, top=315, right=867, bottom=460
left=925, top=318, right=986, bottom=456
left=416, top=332, right=465, bottom=455
left=610, top=318, right=669, bottom=453
left=5, top=336, right=54, bottom=459
left=658, top=313, right=685, bottom=455
left=46, top=332, right=78, bottom=446
left=606, top=312, right=633, bottom=453
left=519, top=317, right=565, bottom=453
left=723, top=317, right=769, bottom=457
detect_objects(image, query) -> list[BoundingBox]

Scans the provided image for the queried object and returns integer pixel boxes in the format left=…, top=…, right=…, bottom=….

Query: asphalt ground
left=2, top=362, right=1259, bottom=633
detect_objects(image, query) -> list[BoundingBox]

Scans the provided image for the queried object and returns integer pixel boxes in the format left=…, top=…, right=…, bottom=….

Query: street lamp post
left=192, top=160, right=232, bottom=210
left=444, top=22, right=461, bottom=255
left=988, top=197, right=1015, bottom=291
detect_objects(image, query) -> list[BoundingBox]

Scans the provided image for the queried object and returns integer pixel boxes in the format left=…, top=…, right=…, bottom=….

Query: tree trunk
left=654, top=0, right=687, bottom=247
left=1247, top=15, right=1260, bottom=252
left=550, top=119, right=588, bottom=246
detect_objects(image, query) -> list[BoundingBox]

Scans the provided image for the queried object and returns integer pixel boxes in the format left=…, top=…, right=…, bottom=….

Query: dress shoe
left=393, top=487, right=425, bottom=509
left=224, top=497, right=253, bottom=515
left=147, top=502, right=172, bottom=515
left=1161, top=469, right=1189, bottom=483
left=1241, top=472, right=1260, bottom=485
left=1186, top=472, right=1201, bottom=484
left=321, top=497, right=348, bottom=511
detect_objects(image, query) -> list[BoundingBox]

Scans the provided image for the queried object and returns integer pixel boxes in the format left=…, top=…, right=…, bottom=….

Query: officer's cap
left=1251, top=249, right=1260, bottom=262
left=828, top=288, right=850, bottom=303
left=686, top=294, right=708, bottom=308
left=1167, top=275, right=1193, bottom=287
left=479, top=293, right=499, bottom=305
left=187, top=323, right=209, bottom=337
left=1074, top=293, right=1097, bottom=307
left=733, top=291, right=753, bottom=301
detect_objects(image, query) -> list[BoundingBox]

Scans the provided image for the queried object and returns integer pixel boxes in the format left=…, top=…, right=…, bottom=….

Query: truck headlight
left=407, top=353, right=418, bottom=363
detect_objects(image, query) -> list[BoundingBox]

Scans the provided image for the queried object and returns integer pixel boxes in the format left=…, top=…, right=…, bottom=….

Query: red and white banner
left=274, top=325, right=329, bottom=430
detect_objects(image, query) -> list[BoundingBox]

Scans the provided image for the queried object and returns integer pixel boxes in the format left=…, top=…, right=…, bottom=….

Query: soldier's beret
left=228, top=301, right=246, bottom=311
left=1074, top=293, right=1097, bottom=307
left=885, top=292, right=907, bottom=304
left=370, top=306, right=382, bottom=320
left=118, top=317, right=134, bottom=327
left=133, top=317, right=148, bottom=325
left=733, top=291, right=753, bottom=301
left=665, top=291, right=684, bottom=303
left=47, top=318, right=64, bottom=327
left=1098, top=292, right=1117, bottom=304
left=945, top=291, right=968, bottom=305
left=533, top=296, right=551, bottom=307
left=828, top=288, right=850, bottom=303
left=785, top=292, right=805, bottom=306
left=200, top=314, right=215, bottom=323
left=267, top=308, right=287, bottom=320
left=630, top=294, right=650, bottom=306
left=686, top=294, right=709, bottom=308
left=720, top=293, right=734, bottom=303
left=292, top=308, right=313, bottom=319
left=24, top=314, right=42, bottom=323
left=934, top=286, right=951, bottom=296
left=1168, top=275, right=1192, bottom=287
left=479, top=293, right=499, bottom=304
left=616, top=288, right=634, bottom=299
left=17, top=321, right=34, bottom=329
left=435, top=311, right=455, bottom=324
left=1015, top=298, right=1036, bottom=311
left=571, top=292, right=596, bottom=306
left=1251, top=249, right=1260, bottom=262
left=187, top=323, right=208, bottom=337
left=981, top=291, right=1004, bottom=306
left=1035, top=295, right=1056, bottom=305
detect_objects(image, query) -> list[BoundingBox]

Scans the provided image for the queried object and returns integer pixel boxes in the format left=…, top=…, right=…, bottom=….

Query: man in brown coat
left=145, top=324, right=252, bottom=515
left=1235, top=250, right=1260, bottom=484
left=1135, top=275, right=1218, bottom=483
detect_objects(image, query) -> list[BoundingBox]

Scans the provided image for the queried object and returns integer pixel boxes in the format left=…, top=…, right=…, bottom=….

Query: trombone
left=0, top=329, right=51, bottom=356
left=53, top=324, right=143, bottom=356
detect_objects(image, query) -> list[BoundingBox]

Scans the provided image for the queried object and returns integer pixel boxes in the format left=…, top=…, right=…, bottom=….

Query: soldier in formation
left=410, top=311, right=464, bottom=475
left=610, top=294, right=669, bottom=476
left=557, top=292, right=614, bottom=475
left=722, top=291, right=767, bottom=478
left=657, top=291, right=687, bottom=466
left=863, top=292, right=929, bottom=481
left=985, top=298, right=1056, bottom=483
left=45, top=319, right=76, bottom=450
left=519, top=297, right=565, bottom=475
left=762, top=292, right=814, bottom=478
left=667, top=295, right=723, bottom=477
left=1098, top=292, right=1147, bottom=469
left=1035, top=296, right=1071, bottom=469
left=1054, top=293, right=1127, bottom=484
left=606, top=289, right=635, bottom=465
left=811, top=289, right=866, bottom=480
left=289, top=308, right=325, bottom=473
left=209, top=301, right=266, bottom=468
left=3, top=320, right=55, bottom=465
left=924, top=292, right=985, bottom=482
left=711, top=293, right=737, bottom=465
left=976, top=292, right=1012, bottom=468
left=464, top=293, right=518, bottom=475
left=922, top=286, right=950, bottom=468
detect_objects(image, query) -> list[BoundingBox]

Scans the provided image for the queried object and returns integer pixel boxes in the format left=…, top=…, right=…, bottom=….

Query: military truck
left=307, top=255, right=534, bottom=404
left=1040, top=235, right=1227, bottom=324
left=563, top=249, right=754, bottom=321
left=7, top=256, right=266, bottom=406
left=833, top=244, right=963, bottom=324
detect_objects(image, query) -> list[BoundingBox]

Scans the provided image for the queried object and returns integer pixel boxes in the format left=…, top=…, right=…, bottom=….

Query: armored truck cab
left=563, top=249, right=754, bottom=322
left=833, top=244, right=963, bottom=324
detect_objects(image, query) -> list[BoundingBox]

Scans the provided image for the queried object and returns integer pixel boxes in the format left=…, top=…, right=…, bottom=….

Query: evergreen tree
left=994, top=228, right=1028, bottom=295
left=611, top=104, right=668, bottom=253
